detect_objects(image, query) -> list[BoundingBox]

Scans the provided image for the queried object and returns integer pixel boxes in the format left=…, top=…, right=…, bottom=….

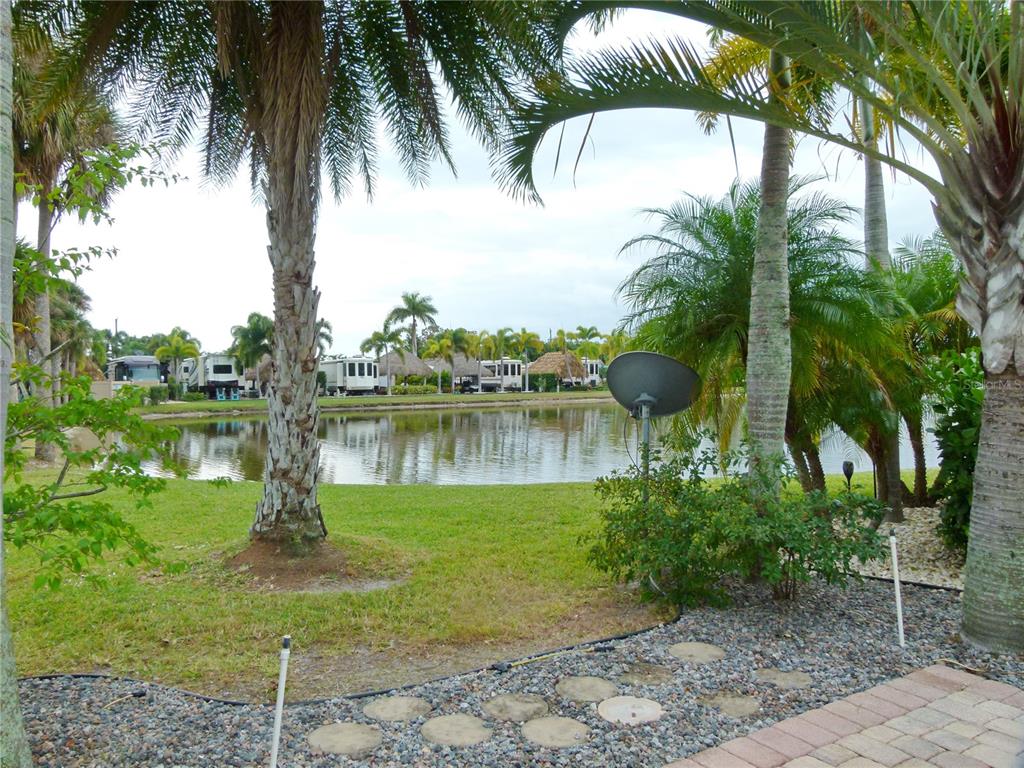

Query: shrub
left=530, top=372, right=558, bottom=392
left=148, top=385, right=169, bottom=405
left=183, top=391, right=207, bottom=402
left=588, top=436, right=885, bottom=606
left=927, top=349, right=983, bottom=552
left=392, top=384, right=437, bottom=395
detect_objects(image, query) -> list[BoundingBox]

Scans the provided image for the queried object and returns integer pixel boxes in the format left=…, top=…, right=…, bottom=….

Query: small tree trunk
left=806, top=443, right=826, bottom=492
left=746, top=54, right=792, bottom=471
left=33, top=188, right=57, bottom=461
left=884, top=432, right=904, bottom=522
left=905, top=414, right=929, bottom=505
left=961, top=369, right=1024, bottom=653
left=410, top=319, right=418, bottom=358
left=788, top=440, right=813, bottom=492
left=249, top=2, right=327, bottom=549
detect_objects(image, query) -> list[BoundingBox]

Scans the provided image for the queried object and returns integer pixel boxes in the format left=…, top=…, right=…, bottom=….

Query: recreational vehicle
left=178, top=354, right=241, bottom=400
left=479, top=358, right=523, bottom=392
left=581, top=357, right=603, bottom=387
left=323, top=356, right=379, bottom=395
left=108, top=355, right=162, bottom=392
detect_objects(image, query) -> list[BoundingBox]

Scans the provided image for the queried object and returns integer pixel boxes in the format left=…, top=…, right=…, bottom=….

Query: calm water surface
left=152, top=403, right=939, bottom=485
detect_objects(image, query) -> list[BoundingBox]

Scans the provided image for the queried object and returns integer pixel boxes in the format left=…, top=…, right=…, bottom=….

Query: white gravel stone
left=522, top=716, right=590, bottom=748
left=597, top=695, right=664, bottom=725
left=307, top=722, right=382, bottom=757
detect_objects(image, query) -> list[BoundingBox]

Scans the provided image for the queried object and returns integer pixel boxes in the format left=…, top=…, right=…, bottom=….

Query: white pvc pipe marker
left=889, top=530, right=905, bottom=648
left=269, top=635, right=291, bottom=767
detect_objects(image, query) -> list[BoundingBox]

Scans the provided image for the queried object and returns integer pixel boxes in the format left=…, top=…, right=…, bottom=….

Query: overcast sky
left=19, top=11, right=941, bottom=356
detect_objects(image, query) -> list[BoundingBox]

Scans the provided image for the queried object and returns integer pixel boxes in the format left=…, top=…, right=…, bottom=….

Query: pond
left=151, top=403, right=939, bottom=485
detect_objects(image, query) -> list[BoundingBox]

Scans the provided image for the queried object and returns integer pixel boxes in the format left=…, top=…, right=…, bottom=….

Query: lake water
left=151, top=403, right=939, bottom=485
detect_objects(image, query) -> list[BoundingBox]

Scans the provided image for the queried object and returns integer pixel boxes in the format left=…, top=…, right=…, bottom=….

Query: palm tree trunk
left=788, top=439, right=813, bottom=492
left=746, top=52, right=792, bottom=471
left=962, top=370, right=1024, bottom=653
left=410, top=319, right=418, bottom=358
left=250, top=3, right=327, bottom=549
left=1, top=0, right=34, bottom=759
left=33, top=187, right=57, bottom=461
left=385, top=347, right=392, bottom=396
left=905, top=414, right=929, bottom=505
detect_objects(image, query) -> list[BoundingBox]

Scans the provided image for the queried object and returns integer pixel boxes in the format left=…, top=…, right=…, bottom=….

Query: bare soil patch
left=226, top=540, right=405, bottom=593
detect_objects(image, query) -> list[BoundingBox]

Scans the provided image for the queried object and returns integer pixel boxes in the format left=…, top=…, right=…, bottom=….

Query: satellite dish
left=607, top=351, right=700, bottom=417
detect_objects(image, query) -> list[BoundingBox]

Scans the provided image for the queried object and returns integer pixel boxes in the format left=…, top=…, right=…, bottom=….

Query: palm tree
left=36, top=2, right=560, bottom=549
left=510, top=327, right=544, bottom=361
left=490, top=327, right=513, bottom=392
left=315, top=319, right=333, bottom=358
left=503, top=0, right=1023, bottom=653
left=230, top=312, right=273, bottom=397
left=154, top=331, right=200, bottom=388
left=386, top=292, right=438, bottom=358
left=422, top=335, right=450, bottom=395
left=360, top=325, right=404, bottom=396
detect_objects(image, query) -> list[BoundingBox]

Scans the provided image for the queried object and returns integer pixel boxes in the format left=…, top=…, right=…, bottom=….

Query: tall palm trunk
left=746, top=51, right=792, bottom=472
left=962, top=370, right=1024, bottom=652
left=1, top=0, right=34, bottom=761
left=250, top=3, right=327, bottom=549
left=385, top=347, right=392, bottom=396
left=410, top=319, right=418, bottom=358
left=904, top=413, right=929, bottom=505
left=33, top=184, right=57, bottom=461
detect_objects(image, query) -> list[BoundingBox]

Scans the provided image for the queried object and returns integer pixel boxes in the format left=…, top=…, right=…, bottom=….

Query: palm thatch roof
left=424, top=352, right=481, bottom=378
left=528, top=351, right=585, bottom=378
left=377, top=350, right=432, bottom=378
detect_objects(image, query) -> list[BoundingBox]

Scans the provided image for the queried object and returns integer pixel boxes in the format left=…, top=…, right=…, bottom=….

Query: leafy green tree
left=154, top=331, right=200, bottom=382
left=36, top=1, right=560, bottom=548
left=509, top=327, right=544, bottom=361
left=387, top=292, right=439, bottom=358
left=229, top=312, right=273, bottom=395
left=315, top=318, right=333, bottom=358
left=504, top=0, right=1023, bottom=652
left=360, top=325, right=404, bottom=396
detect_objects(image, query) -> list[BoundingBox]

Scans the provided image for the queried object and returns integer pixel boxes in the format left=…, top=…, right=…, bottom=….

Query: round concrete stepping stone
left=754, top=667, right=812, bottom=689
left=617, top=662, right=674, bottom=686
left=308, top=723, right=382, bottom=757
left=482, top=693, right=548, bottom=722
left=522, top=716, right=590, bottom=748
left=597, top=695, right=664, bottom=725
left=700, top=692, right=761, bottom=717
left=420, top=714, right=491, bottom=747
left=363, top=695, right=432, bottom=722
left=667, top=641, right=726, bottom=663
left=555, top=675, right=618, bottom=703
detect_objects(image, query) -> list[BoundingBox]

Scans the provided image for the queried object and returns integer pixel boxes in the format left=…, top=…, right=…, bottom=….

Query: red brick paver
left=664, top=665, right=1024, bottom=768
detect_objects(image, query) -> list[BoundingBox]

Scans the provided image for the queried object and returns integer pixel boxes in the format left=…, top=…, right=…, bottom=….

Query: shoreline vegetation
left=138, top=389, right=615, bottom=420
left=8, top=469, right=936, bottom=701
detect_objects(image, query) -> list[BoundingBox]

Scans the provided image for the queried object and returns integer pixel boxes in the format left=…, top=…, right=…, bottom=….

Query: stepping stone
left=555, top=676, right=618, bottom=703
left=522, top=716, right=590, bottom=748
left=597, top=695, right=664, bottom=725
left=363, top=695, right=432, bottom=722
left=482, top=693, right=548, bottom=722
left=617, top=662, right=674, bottom=686
left=755, top=667, right=813, bottom=689
left=668, top=641, right=726, bottom=663
left=420, top=714, right=491, bottom=747
left=308, top=723, right=382, bottom=757
left=700, top=692, right=761, bottom=718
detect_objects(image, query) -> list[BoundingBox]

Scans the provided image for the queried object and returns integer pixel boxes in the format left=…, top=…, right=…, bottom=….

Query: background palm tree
left=36, top=1, right=560, bottom=547
left=360, top=325, right=404, bottom=396
left=154, top=331, right=200, bottom=389
left=503, top=0, right=1022, bottom=653
left=315, top=319, right=333, bottom=359
left=510, top=327, right=544, bottom=361
left=230, top=312, right=273, bottom=397
left=386, top=292, right=438, bottom=359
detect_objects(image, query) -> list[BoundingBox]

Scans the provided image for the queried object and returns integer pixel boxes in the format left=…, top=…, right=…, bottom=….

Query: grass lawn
left=138, top=389, right=612, bottom=418
left=5, top=468, right=930, bottom=701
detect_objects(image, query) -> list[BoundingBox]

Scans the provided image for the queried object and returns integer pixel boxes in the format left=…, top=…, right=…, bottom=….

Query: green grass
left=138, top=389, right=612, bottom=417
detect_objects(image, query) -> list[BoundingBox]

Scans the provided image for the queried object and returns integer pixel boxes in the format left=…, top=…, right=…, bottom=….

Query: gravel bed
left=856, top=506, right=965, bottom=589
left=19, top=579, right=1022, bottom=768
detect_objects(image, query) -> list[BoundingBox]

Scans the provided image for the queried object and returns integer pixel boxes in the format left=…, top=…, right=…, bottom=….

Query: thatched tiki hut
left=528, top=351, right=586, bottom=388
left=378, top=350, right=432, bottom=389
left=423, top=352, right=483, bottom=391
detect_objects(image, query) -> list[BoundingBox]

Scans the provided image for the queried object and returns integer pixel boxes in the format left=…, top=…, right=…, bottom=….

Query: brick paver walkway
left=667, top=665, right=1024, bottom=768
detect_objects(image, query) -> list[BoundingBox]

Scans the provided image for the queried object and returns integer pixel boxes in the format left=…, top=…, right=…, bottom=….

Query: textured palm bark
left=905, top=414, right=929, bottom=504
left=1, top=0, right=33, bottom=761
left=789, top=441, right=812, bottom=492
left=33, top=191, right=56, bottom=461
left=806, top=444, right=826, bottom=492
left=746, top=117, right=791, bottom=465
left=962, top=370, right=1024, bottom=652
left=249, top=3, right=328, bottom=547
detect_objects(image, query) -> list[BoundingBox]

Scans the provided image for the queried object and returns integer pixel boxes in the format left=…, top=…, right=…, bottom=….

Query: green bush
left=530, top=372, right=558, bottom=392
left=927, top=349, right=983, bottom=552
left=392, top=384, right=437, bottom=395
left=148, top=385, right=169, bottom=405
left=587, top=436, right=885, bottom=606
left=183, top=391, right=207, bottom=402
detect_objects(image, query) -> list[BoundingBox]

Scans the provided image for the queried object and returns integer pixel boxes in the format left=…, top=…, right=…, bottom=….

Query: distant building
left=527, top=351, right=587, bottom=388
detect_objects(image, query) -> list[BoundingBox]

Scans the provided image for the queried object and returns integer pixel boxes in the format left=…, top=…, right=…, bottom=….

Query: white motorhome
left=178, top=354, right=240, bottom=400
left=108, top=355, right=162, bottom=392
left=324, top=355, right=378, bottom=395
left=581, top=357, right=603, bottom=387
left=479, top=357, right=523, bottom=392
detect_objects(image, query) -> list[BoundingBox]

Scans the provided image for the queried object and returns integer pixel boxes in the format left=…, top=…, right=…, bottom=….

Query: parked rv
left=178, top=354, right=241, bottom=400
left=323, top=356, right=379, bottom=395
left=108, top=355, right=162, bottom=392
left=479, top=357, right=523, bottom=392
